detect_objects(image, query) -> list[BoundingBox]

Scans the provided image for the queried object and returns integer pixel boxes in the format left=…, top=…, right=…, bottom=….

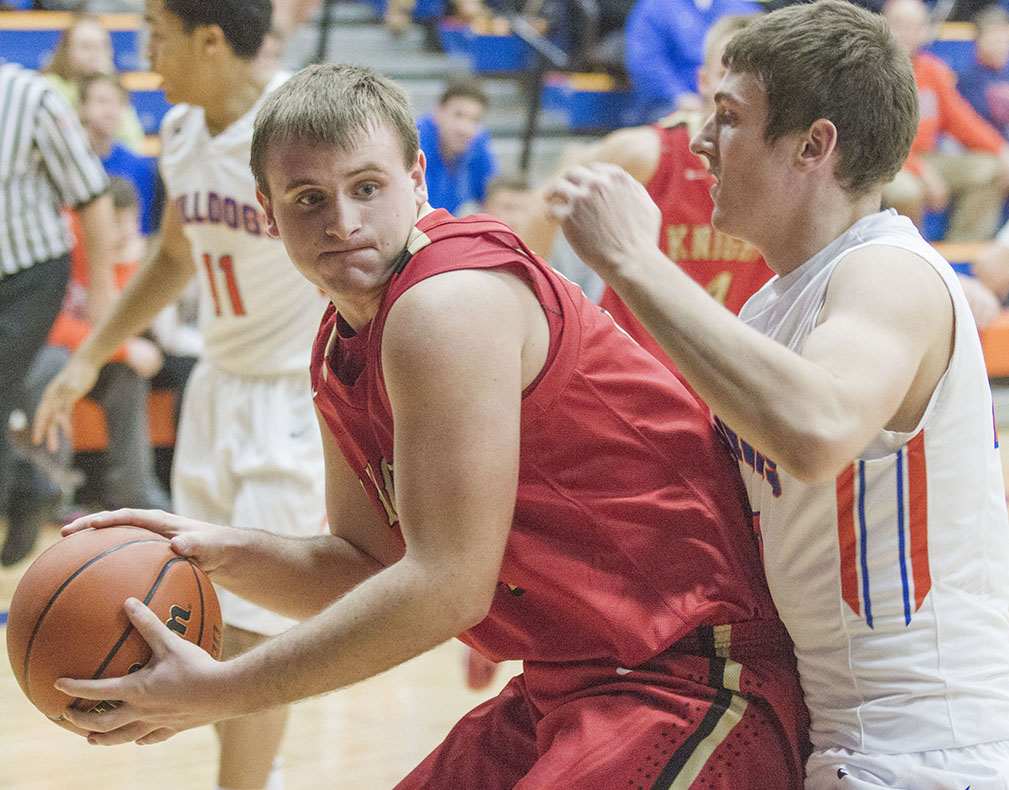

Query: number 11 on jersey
left=202, top=253, right=246, bottom=316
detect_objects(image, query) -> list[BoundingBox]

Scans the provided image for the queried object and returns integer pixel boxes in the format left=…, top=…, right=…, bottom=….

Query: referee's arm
left=35, top=85, right=117, bottom=323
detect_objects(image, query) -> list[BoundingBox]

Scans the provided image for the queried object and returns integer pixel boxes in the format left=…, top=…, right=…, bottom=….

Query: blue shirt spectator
left=624, top=0, right=763, bottom=123
left=101, top=142, right=163, bottom=235
left=417, top=77, right=499, bottom=214
left=78, top=74, right=163, bottom=234
left=958, top=6, right=1009, bottom=137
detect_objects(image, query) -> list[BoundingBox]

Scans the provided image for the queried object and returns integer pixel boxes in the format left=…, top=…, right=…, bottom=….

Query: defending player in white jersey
left=548, top=1, right=1009, bottom=787
left=34, top=2, right=327, bottom=789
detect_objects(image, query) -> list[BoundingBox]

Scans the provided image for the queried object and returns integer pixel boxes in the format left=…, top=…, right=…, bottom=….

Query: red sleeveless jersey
left=599, top=121, right=773, bottom=374
left=311, top=209, right=784, bottom=666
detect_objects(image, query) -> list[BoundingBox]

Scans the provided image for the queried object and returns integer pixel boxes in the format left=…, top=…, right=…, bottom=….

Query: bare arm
left=58, top=267, right=536, bottom=743
left=60, top=408, right=400, bottom=620
left=33, top=200, right=197, bottom=447
left=75, top=192, right=118, bottom=323
left=548, top=164, right=953, bottom=482
left=191, top=410, right=401, bottom=619
left=227, top=269, right=529, bottom=697
left=520, top=126, right=661, bottom=258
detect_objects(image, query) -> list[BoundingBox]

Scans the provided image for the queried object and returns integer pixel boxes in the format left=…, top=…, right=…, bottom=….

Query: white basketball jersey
left=726, top=210, right=1009, bottom=754
left=159, top=72, right=327, bottom=376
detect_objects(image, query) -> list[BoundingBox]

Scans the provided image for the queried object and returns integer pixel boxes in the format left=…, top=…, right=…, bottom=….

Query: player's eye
left=296, top=191, right=323, bottom=206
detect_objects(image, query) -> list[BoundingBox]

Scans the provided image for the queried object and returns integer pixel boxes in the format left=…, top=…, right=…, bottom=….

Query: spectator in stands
left=418, top=75, right=499, bottom=214
left=934, top=0, right=1009, bottom=23
left=147, top=278, right=202, bottom=434
left=482, top=173, right=532, bottom=232
left=0, top=62, right=115, bottom=567
left=385, top=0, right=491, bottom=38
left=43, top=14, right=147, bottom=151
left=516, top=0, right=635, bottom=75
left=271, top=0, right=323, bottom=38
left=78, top=73, right=163, bottom=235
left=882, top=0, right=1009, bottom=240
left=255, top=27, right=286, bottom=80
left=970, top=215, right=1009, bottom=299
left=37, top=177, right=171, bottom=512
left=958, top=5, right=1009, bottom=136
left=623, top=0, right=762, bottom=122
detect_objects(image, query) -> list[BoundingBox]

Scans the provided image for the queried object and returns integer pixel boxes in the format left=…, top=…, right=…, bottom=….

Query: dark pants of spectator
left=0, top=256, right=70, bottom=560
left=14, top=347, right=171, bottom=512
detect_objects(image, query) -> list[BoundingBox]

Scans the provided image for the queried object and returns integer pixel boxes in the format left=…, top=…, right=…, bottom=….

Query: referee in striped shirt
left=0, top=61, right=117, bottom=565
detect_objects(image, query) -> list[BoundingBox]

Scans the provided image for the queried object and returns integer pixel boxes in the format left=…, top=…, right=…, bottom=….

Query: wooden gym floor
left=0, top=528, right=520, bottom=790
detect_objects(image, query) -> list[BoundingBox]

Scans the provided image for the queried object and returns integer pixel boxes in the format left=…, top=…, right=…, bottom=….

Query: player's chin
left=709, top=204, right=727, bottom=232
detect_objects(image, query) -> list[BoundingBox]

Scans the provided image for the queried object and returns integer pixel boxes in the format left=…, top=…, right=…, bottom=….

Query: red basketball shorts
left=396, top=626, right=810, bottom=790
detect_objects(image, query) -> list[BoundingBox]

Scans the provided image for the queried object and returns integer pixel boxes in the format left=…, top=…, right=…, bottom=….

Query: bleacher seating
left=121, top=70, right=170, bottom=136
left=71, top=390, right=176, bottom=453
left=0, top=11, right=143, bottom=71
left=924, top=22, right=976, bottom=73
left=438, top=17, right=535, bottom=72
left=541, top=71, right=637, bottom=132
left=0, top=13, right=166, bottom=157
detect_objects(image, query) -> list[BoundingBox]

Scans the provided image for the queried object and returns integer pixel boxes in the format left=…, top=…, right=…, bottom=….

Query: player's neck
left=201, top=61, right=271, bottom=137
left=759, top=190, right=882, bottom=277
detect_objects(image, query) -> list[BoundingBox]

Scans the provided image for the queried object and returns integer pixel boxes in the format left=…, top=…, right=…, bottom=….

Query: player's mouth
left=322, top=244, right=372, bottom=256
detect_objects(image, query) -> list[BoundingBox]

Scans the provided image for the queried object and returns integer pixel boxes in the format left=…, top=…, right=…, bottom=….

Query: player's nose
left=324, top=197, right=362, bottom=240
left=689, top=115, right=716, bottom=161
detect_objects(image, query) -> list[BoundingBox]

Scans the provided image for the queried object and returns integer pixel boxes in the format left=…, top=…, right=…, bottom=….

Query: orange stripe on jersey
left=907, top=432, right=931, bottom=610
left=836, top=465, right=860, bottom=616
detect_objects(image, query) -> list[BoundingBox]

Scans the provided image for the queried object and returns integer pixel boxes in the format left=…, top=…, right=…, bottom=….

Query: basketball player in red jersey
left=523, top=14, right=772, bottom=373
left=54, top=64, right=808, bottom=789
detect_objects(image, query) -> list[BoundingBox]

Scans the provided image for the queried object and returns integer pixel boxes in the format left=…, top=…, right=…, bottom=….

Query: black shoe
left=1, top=489, right=60, bottom=567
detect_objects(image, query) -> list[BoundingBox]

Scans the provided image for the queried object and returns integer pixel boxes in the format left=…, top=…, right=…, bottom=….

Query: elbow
left=776, top=431, right=855, bottom=485
left=453, top=584, right=495, bottom=633
left=444, top=577, right=497, bottom=636
left=405, top=558, right=496, bottom=637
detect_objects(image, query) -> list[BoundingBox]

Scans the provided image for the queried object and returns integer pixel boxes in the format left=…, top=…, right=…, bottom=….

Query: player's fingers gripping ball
left=5, top=526, right=222, bottom=734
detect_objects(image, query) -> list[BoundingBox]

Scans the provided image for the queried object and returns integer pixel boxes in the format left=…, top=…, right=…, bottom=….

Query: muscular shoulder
left=825, top=245, right=953, bottom=341
left=383, top=268, right=542, bottom=378
left=388, top=268, right=534, bottom=336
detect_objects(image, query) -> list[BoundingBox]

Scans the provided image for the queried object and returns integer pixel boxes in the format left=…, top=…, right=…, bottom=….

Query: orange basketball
left=5, top=526, right=222, bottom=734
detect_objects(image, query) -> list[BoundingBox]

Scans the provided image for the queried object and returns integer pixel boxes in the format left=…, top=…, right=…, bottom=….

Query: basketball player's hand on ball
left=61, top=509, right=234, bottom=578
left=544, top=162, right=662, bottom=279
left=55, top=597, right=236, bottom=746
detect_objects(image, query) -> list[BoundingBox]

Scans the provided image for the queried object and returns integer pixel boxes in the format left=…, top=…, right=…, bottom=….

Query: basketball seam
left=69, top=556, right=191, bottom=713
left=185, top=559, right=207, bottom=647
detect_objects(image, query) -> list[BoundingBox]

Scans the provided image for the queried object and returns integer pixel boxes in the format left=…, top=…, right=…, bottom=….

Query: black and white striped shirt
left=0, top=62, right=109, bottom=277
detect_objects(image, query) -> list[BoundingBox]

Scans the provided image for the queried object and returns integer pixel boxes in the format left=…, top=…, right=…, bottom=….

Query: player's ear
left=412, top=150, right=428, bottom=207
left=198, top=23, right=227, bottom=57
left=796, top=118, right=838, bottom=172
left=256, top=188, right=281, bottom=239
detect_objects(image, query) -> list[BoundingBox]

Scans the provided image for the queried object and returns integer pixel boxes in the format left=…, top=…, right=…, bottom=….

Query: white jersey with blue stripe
left=726, top=209, right=1009, bottom=754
